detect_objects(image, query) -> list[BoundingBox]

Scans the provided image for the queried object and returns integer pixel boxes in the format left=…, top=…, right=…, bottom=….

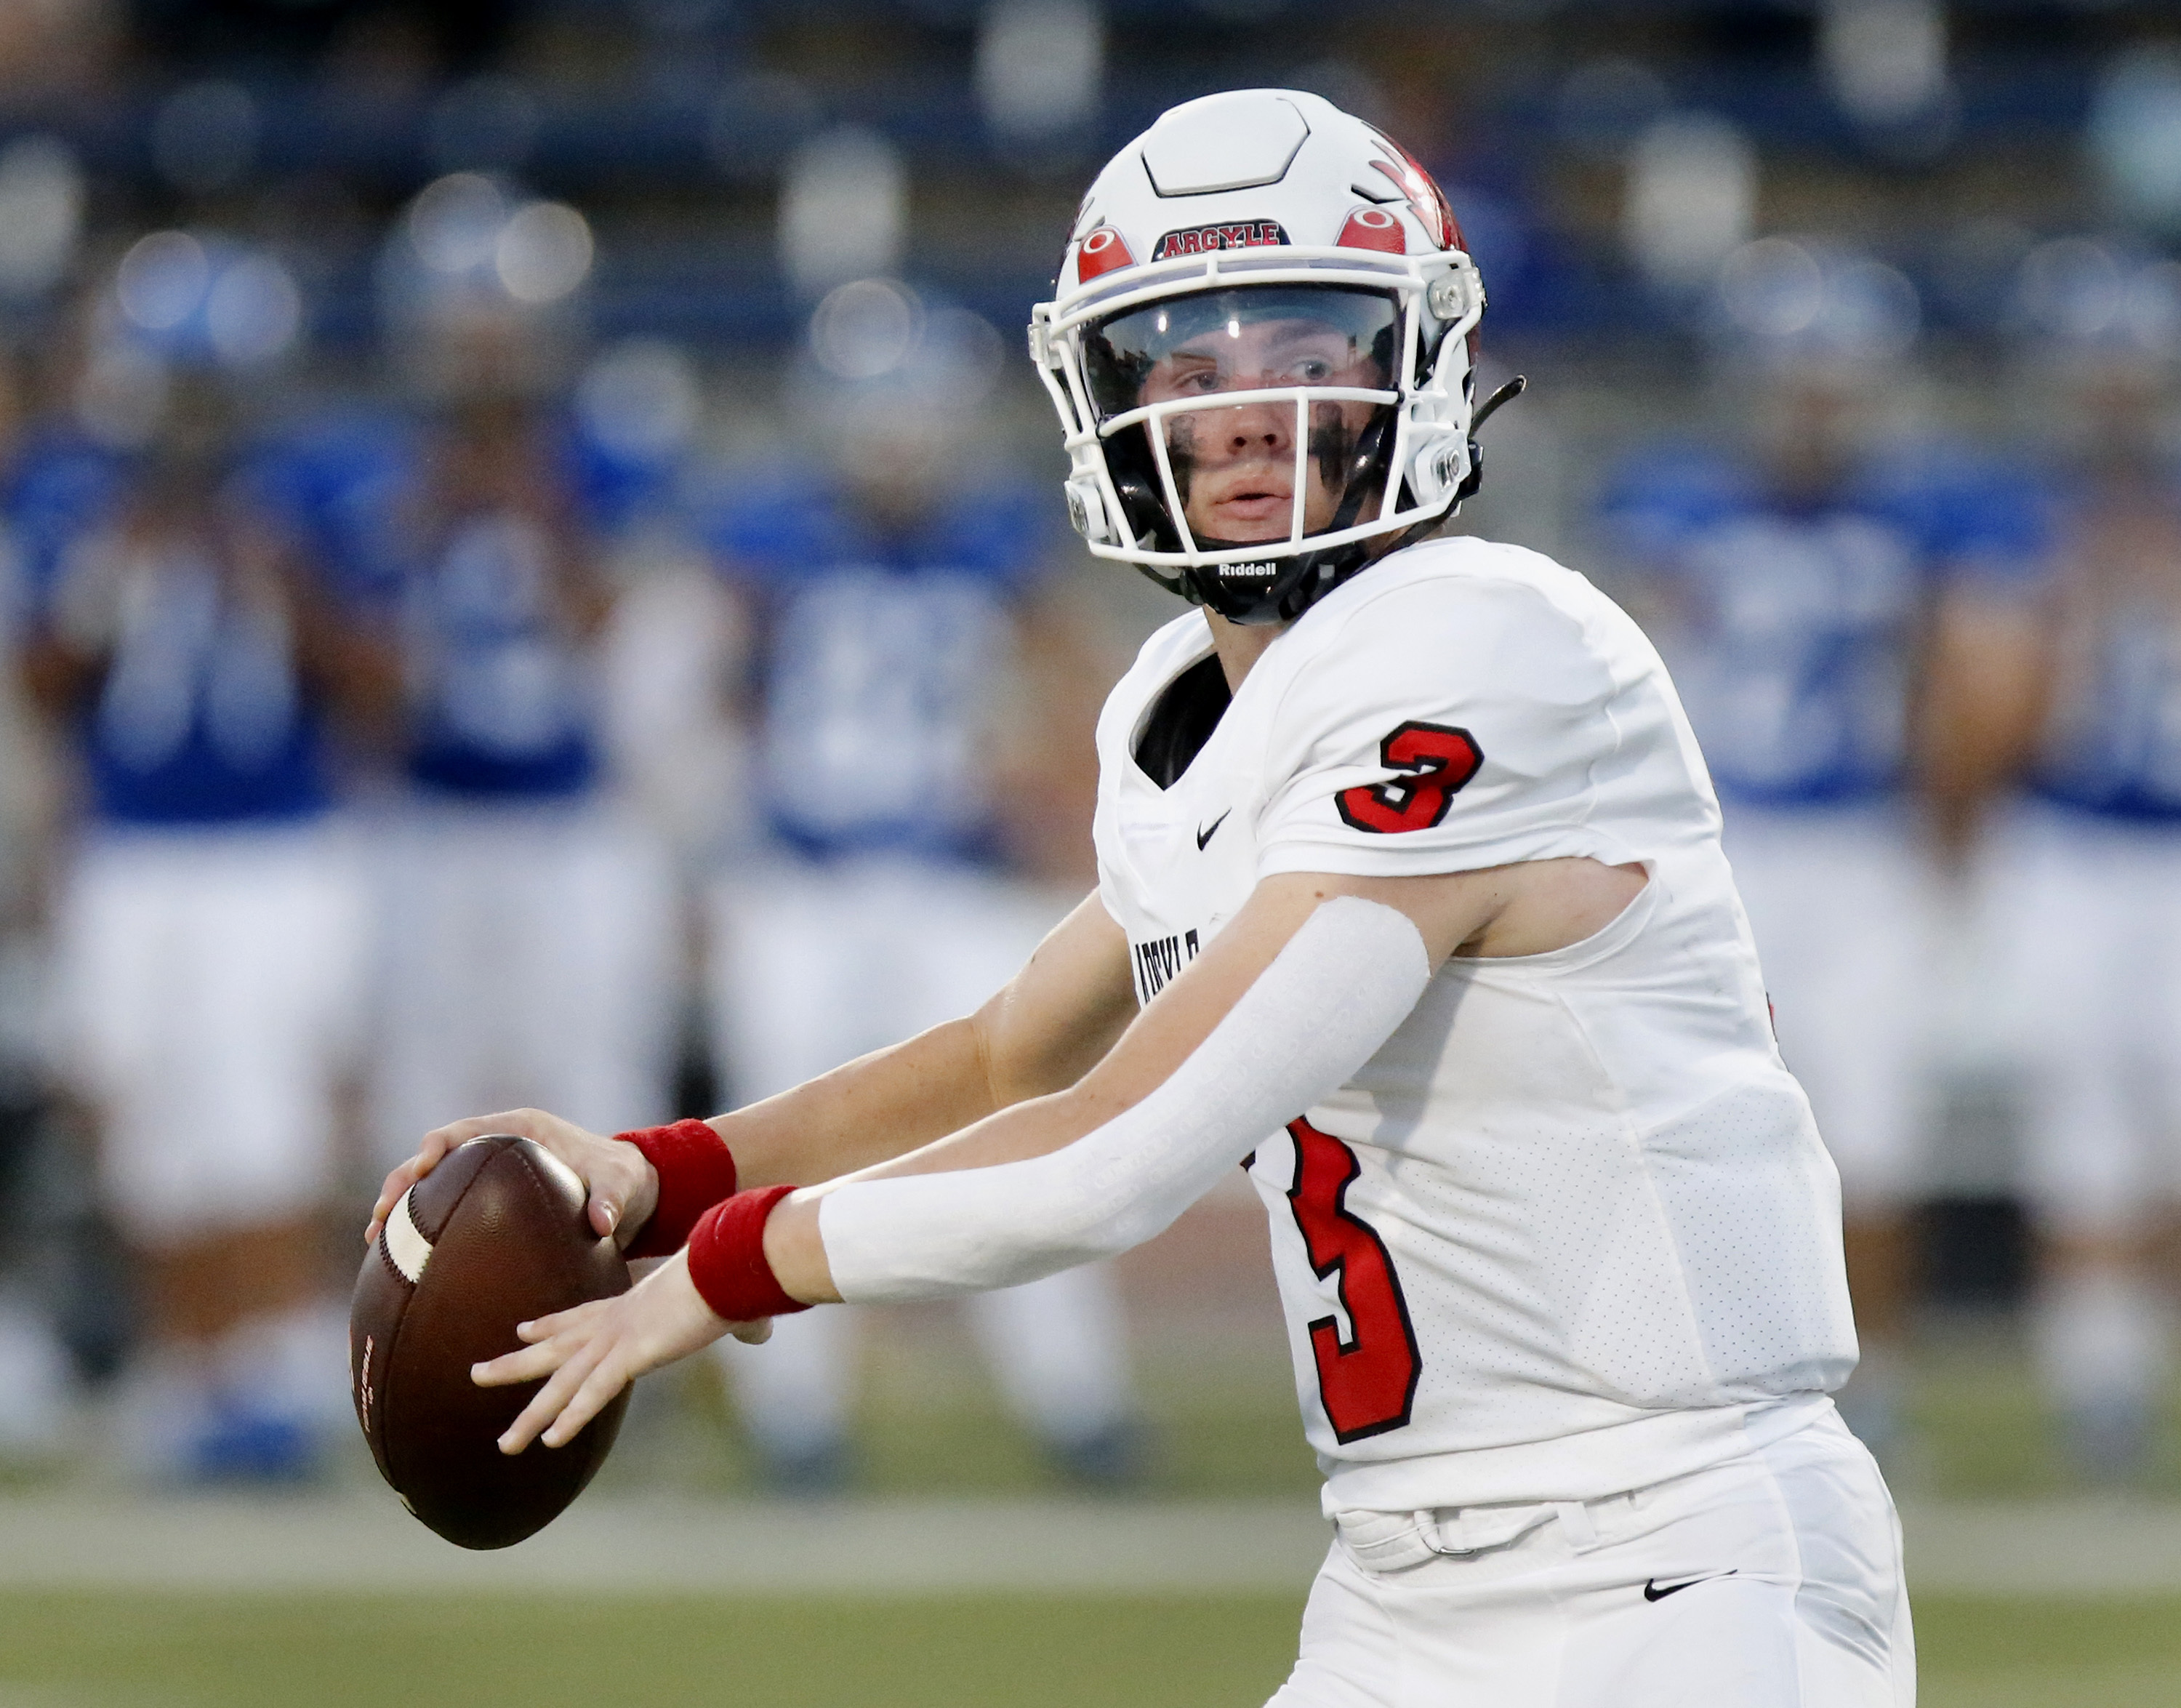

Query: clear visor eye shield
left=1033, top=254, right=1487, bottom=572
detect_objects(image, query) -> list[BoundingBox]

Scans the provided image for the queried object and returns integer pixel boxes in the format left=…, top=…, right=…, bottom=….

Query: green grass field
left=0, top=1591, right=2174, bottom=1707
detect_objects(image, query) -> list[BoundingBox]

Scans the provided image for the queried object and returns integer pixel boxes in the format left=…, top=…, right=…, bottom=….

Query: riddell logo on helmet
left=1217, top=561, right=1278, bottom=577
left=1152, top=220, right=1290, bottom=261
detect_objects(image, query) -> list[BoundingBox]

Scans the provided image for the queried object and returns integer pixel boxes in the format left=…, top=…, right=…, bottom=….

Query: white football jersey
left=1092, top=536, right=1857, bottom=1515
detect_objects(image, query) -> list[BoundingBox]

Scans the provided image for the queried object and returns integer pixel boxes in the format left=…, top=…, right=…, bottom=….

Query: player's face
left=1755, top=365, right=1876, bottom=496
left=1141, top=318, right=1384, bottom=543
left=1083, top=286, right=1399, bottom=548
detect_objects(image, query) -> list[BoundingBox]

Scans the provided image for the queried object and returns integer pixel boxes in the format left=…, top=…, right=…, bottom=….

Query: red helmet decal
left=1366, top=135, right=1462, bottom=254
left=1337, top=205, right=1407, bottom=255
left=1075, top=225, right=1136, bottom=281
left=1150, top=220, right=1290, bottom=262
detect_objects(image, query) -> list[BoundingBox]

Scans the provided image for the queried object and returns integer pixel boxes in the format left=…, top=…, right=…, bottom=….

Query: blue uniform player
left=264, top=385, right=679, bottom=1169
left=704, top=427, right=1140, bottom=1490
left=20, top=375, right=376, bottom=1480
left=1998, top=323, right=2181, bottom=1477
left=1599, top=362, right=2048, bottom=1446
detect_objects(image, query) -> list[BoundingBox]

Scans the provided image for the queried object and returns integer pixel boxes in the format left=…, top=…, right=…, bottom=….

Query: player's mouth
left=1199, top=473, right=1298, bottom=540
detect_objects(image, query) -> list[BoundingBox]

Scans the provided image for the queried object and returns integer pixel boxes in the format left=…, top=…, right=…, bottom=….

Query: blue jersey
left=244, top=408, right=413, bottom=612
left=710, top=475, right=1055, bottom=865
left=254, top=407, right=600, bottom=801
left=50, top=537, right=333, bottom=829
left=1599, top=443, right=2048, bottom=808
left=402, top=510, right=596, bottom=798
left=2031, top=464, right=2181, bottom=822
left=8, top=425, right=334, bottom=827
left=4, top=426, right=128, bottom=614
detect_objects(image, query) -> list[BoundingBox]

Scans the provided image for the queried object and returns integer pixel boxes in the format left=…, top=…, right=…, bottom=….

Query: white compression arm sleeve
left=817, top=895, right=1433, bottom=1304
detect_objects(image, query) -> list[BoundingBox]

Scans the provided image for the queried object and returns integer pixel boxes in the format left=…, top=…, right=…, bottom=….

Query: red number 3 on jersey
left=1335, top=720, right=1483, bottom=835
left=1285, top=1119, right=1421, bottom=1443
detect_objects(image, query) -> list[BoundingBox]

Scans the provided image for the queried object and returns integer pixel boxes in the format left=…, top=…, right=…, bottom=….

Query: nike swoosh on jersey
left=1643, top=1571, right=1738, bottom=1602
left=1195, top=810, right=1231, bottom=851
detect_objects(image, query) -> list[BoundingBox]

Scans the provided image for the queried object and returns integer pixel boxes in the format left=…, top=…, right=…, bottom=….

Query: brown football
left=350, top=1135, right=632, bottom=1549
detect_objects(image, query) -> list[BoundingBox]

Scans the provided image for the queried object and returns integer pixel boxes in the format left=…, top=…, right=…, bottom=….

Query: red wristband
left=686, top=1185, right=808, bottom=1323
left=613, top=1119, right=739, bottom=1259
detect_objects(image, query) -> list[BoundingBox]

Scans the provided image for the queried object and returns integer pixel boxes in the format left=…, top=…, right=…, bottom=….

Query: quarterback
left=371, top=90, right=1909, bottom=1705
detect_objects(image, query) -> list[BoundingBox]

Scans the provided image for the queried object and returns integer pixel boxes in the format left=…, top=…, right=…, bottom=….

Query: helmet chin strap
left=1471, top=374, right=1525, bottom=433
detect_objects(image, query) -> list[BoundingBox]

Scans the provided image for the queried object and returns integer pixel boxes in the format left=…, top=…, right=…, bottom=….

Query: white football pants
left=54, top=820, right=368, bottom=1242
left=1278, top=1404, right=1913, bottom=1708
left=1991, top=801, right=2181, bottom=1235
left=371, top=794, right=678, bottom=1161
left=706, top=857, right=1136, bottom=1457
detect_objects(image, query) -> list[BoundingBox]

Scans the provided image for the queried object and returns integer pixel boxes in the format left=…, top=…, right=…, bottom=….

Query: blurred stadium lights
left=408, top=174, right=513, bottom=276
left=975, top=0, right=1104, bottom=142
left=808, top=277, right=924, bottom=381
left=1715, top=237, right=1921, bottom=364
left=0, top=3, right=2153, bottom=358
left=0, top=135, right=82, bottom=302
left=381, top=172, right=593, bottom=342
left=203, top=254, right=305, bottom=365
left=116, top=233, right=212, bottom=334
left=1818, top=0, right=1949, bottom=129
left=2014, top=237, right=2181, bottom=356
left=1623, top=113, right=1756, bottom=297
left=115, top=230, right=303, bottom=368
left=495, top=202, right=595, bottom=305
left=150, top=81, right=260, bottom=197
left=2087, top=45, right=2181, bottom=238
left=779, top=127, right=907, bottom=297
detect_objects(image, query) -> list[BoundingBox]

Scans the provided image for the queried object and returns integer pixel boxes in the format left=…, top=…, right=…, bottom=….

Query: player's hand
left=473, top=1251, right=773, bottom=1453
left=364, top=1107, right=662, bottom=1253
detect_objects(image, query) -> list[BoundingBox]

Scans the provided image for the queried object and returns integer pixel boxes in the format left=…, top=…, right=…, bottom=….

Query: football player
left=377, top=92, right=1908, bottom=1704
left=30, top=369, right=378, bottom=1479
left=702, top=324, right=1140, bottom=1490
left=362, top=352, right=680, bottom=1175
left=1597, top=283, right=2050, bottom=1453
left=1996, top=278, right=2181, bottom=1478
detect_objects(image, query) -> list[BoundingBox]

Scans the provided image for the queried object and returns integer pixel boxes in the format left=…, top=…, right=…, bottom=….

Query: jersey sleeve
left=1256, top=572, right=1639, bottom=881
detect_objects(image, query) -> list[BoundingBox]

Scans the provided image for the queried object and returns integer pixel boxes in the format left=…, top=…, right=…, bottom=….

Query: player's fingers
left=576, top=1142, right=654, bottom=1245
left=366, top=1123, right=478, bottom=1243
left=422, top=1112, right=526, bottom=1154
left=538, top=1354, right=632, bottom=1450
left=728, top=1317, right=773, bottom=1346
left=470, top=1336, right=570, bottom=1388
left=513, top=1299, right=607, bottom=1343
left=364, top=1160, right=424, bottom=1246
left=497, top=1338, right=608, bottom=1454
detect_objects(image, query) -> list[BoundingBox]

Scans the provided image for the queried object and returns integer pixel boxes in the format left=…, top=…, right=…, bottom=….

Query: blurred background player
left=2001, top=247, right=2181, bottom=1479
left=356, top=187, right=680, bottom=1175
left=1596, top=244, right=2049, bottom=1456
left=19, top=316, right=379, bottom=1480
left=702, top=290, right=1141, bottom=1490
left=0, top=340, right=75, bottom=1462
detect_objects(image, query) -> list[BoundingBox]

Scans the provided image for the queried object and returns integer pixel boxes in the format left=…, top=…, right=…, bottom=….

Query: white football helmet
left=1029, top=89, right=1491, bottom=624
